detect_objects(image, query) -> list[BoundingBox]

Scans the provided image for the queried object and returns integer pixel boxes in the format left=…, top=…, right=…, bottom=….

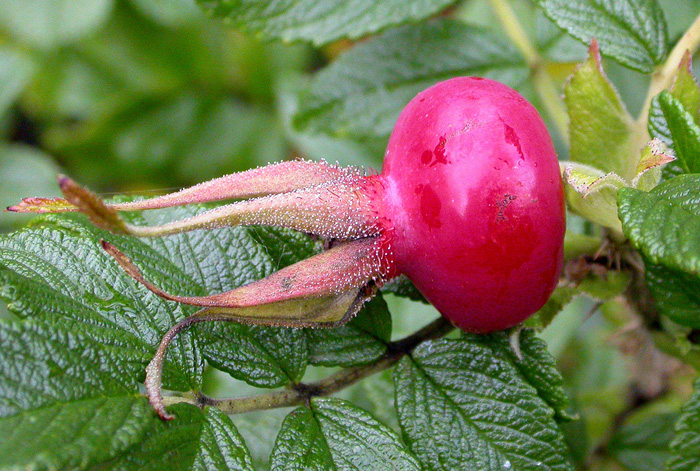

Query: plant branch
left=488, top=0, right=569, bottom=144
left=190, top=317, right=455, bottom=415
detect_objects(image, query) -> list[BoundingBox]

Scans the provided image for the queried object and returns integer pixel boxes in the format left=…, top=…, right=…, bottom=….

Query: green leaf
left=656, top=91, right=700, bottom=176
left=0, top=214, right=201, bottom=391
left=483, top=330, right=573, bottom=421
left=0, top=399, right=253, bottom=471
left=198, top=0, right=457, bottom=46
left=526, top=284, right=576, bottom=330
left=0, top=0, right=114, bottom=49
left=0, top=319, right=145, bottom=417
left=608, top=412, right=678, bottom=471
left=270, top=398, right=421, bottom=470
left=563, top=163, right=627, bottom=233
left=666, top=379, right=700, bottom=471
left=306, top=294, right=392, bottom=367
left=197, top=323, right=308, bottom=388
left=564, top=41, right=636, bottom=179
left=538, top=0, right=668, bottom=72
left=294, top=19, right=528, bottom=141
left=395, top=336, right=573, bottom=470
left=192, top=408, right=256, bottom=471
left=618, top=175, right=700, bottom=327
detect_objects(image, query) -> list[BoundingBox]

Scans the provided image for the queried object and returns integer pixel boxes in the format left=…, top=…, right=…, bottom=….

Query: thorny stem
left=166, top=317, right=454, bottom=415
left=488, top=0, right=570, bottom=144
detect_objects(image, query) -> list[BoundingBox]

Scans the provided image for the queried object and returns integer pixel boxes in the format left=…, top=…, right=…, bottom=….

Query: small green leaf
left=656, top=92, right=700, bottom=176
left=563, top=162, right=627, bottom=234
left=0, top=0, right=114, bottom=49
left=618, top=175, right=700, bottom=327
left=294, top=19, right=528, bottom=141
left=526, top=284, right=576, bottom=330
left=666, top=379, right=700, bottom=471
left=395, top=336, right=573, bottom=470
left=608, top=412, right=678, bottom=471
left=669, top=53, right=700, bottom=119
left=197, top=0, right=457, bottom=46
left=270, top=398, right=421, bottom=471
left=564, top=41, right=636, bottom=179
left=306, top=294, right=392, bottom=367
left=193, top=408, right=255, bottom=471
left=538, top=0, right=668, bottom=72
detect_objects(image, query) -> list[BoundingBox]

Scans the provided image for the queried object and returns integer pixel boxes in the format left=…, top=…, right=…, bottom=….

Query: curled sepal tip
left=6, top=160, right=351, bottom=214
left=102, top=237, right=391, bottom=419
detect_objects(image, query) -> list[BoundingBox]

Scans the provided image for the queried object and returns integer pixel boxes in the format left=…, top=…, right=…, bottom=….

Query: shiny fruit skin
left=379, top=77, right=565, bottom=332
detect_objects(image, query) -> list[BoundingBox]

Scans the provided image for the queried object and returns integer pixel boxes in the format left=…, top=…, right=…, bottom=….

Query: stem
left=193, top=317, right=454, bottom=415
left=488, top=0, right=569, bottom=143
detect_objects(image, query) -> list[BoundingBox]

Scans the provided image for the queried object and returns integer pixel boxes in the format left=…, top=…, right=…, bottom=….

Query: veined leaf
left=294, top=19, right=528, bottom=141
left=564, top=40, right=635, bottom=179
left=306, top=294, right=392, bottom=367
left=270, top=397, right=421, bottom=470
left=395, top=335, right=573, bottom=470
left=538, top=0, right=668, bottom=73
left=198, top=0, right=457, bottom=46
left=0, top=399, right=254, bottom=471
left=666, top=378, right=700, bottom=471
left=618, top=175, right=700, bottom=327
left=655, top=91, right=700, bottom=177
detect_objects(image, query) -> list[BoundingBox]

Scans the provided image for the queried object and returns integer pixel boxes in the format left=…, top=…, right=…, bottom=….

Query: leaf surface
left=294, top=19, right=528, bottom=141
left=270, top=397, right=421, bottom=470
left=198, top=0, right=456, bottom=46
left=666, top=380, right=700, bottom=471
left=618, top=175, right=700, bottom=327
left=539, top=0, right=668, bottom=72
left=395, top=335, right=573, bottom=470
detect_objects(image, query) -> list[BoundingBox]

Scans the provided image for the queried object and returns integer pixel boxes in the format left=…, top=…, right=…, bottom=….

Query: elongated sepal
left=7, top=160, right=352, bottom=214
left=103, top=237, right=391, bottom=307
left=47, top=173, right=381, bottom=240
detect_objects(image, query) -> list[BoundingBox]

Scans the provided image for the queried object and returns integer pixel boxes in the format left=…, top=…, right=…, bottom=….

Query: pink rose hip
left=9, top=76, right=566, bottom=418
left=378, top=77, right=565, bottom=332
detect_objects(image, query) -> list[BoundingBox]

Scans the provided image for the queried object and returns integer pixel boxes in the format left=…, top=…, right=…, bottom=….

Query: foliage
left=0, top=0, right=700, bottom=470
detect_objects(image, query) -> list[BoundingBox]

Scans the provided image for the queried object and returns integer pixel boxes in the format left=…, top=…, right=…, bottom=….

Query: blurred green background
left=0, top=0, right=698, bottom=469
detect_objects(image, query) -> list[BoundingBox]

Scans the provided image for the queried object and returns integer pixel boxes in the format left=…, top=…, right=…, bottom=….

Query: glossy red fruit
left=9, top=76, right=566, bottom=420
left=377, top=77, right=565, bottom=332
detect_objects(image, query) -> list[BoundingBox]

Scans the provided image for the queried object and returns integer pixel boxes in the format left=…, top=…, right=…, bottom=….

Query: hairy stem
left=488, top=0, right=569, bottom=143
left=185, top=317, right=454, bottom=415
